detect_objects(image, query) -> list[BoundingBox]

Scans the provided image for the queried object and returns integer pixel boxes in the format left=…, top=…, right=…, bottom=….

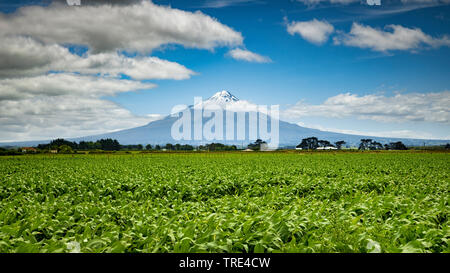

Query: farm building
left=21, top=147, right=37, bottom=153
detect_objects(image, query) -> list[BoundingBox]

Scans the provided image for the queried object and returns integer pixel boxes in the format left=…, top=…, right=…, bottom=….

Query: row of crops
left=0, top=152, right=448, bottom=252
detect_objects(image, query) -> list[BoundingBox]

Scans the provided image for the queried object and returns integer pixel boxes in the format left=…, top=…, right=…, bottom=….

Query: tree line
left=358, top=139, right=407, bottom=151
left=34, top=139, right=238, bottom=153
left=37, top=138, right=121, bottom=152
left=295, top=137, right=408, bottom=150
left=296, top=137, right=344, bottom=150
left=3, top=137, right=448, bottom=156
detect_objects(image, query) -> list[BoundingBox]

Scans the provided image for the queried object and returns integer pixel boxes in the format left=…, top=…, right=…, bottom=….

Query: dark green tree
left=58, top=145, right=73, bottom=154
left=371, top=141, right=383, bottom=150
left=248, top=139, right=267, bottom=151
left=359, top=139, right=372, bottom=150
left=38, top=138, right=77, bottom=150
left=359, top=139, right=384, bottom=150
left=97, top=139, right=121, bottom=150
left=335, top=141, right=346, bottom=150
left=387, top=141, right=407, bottom=150
left=297, top=137, right=319, bottom=150
left=318, top=140, right=333, bottom=148
left=165, top=143, right=174, bottom=150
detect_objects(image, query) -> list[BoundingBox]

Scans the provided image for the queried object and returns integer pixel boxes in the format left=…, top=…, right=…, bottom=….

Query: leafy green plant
left=0, top=152, right=448, bottom=253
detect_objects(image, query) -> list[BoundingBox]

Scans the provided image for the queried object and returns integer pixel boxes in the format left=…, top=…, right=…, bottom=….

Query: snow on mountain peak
left=191, top=90, right=257, bottom=112
left=206, top=90, right=239, bottom=104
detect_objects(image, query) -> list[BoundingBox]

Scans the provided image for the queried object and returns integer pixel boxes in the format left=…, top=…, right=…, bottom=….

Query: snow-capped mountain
left=198, top=90, right=261, bottom=113
left=63, top=91, right=450, bottom=147
left=1, top=91, right=448, bottom=148
left=193, top=90, right=240, bottom=110
left=206, top=90, right=239, bottom=104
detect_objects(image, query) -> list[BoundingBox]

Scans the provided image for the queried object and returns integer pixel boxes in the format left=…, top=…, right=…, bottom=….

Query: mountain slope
left=1, top=91, right=448, bottom=147
left=70, top=91, right=448, bottom=147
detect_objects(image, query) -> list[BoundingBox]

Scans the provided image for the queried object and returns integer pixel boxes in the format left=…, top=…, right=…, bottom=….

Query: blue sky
left=123, top=1, right=450, bottom=108
left=0, top=0, right=449, bottom=141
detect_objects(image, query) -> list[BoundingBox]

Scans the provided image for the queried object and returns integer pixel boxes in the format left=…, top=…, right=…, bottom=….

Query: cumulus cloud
left=0, top=1, right=247, bottom=141
left=287, top=19, right=334, bottom=45
left=0, top=1, right=241, bottom=79
left=0, top=36, right=196, bottom=80
left=202, top=99, right=268, bottom=113
left=0, top=73, right=155, bottom=101
left=227, top=48, right=271, bottom=63
left=333, top=23, right=450, bottom=51
left=284, top=91, right=450, bottom=124
left=0, top=96, right=163, bottom=142
left=0, top=1, right=243, bottom=53
left=297, top=122, right=440, bottom=139
left=0, top=73, right=162, bottom=141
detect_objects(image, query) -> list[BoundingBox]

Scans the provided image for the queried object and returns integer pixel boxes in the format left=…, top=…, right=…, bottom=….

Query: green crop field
left=0, top=152, right=448, bottom=253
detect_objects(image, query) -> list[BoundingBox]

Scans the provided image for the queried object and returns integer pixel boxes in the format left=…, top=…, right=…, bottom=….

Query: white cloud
left=284, top=91, right=450, bottom=124
left=227, top=48, right=272, bottom=63
left=0, top=73, right=155, bottom=101
left=0, top=36, right=196, bottom=80
left=0, top=1, right=247, bottom=141
left=297, top=123, right=440, bottom=140
left=333, top=23, right=450, bottom=51
left=204, top=100, right=264, bottom=112
left=0, top=96, right=162, bottom=142
left=0, top=1, right=241, bottom=79
left=0, top=1, right=243, bottom=53
left=0, top=73, right=161, bottom=141
left=287, top=19, right=334, bottom=45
